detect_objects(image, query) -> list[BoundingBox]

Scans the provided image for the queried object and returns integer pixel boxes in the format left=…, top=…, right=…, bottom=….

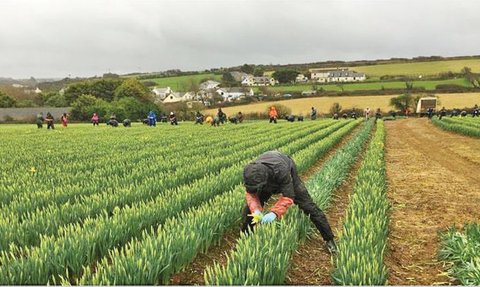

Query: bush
left=0, top=92, right=16, bottom=108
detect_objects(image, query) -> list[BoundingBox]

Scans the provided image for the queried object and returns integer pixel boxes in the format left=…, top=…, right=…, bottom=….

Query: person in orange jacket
left=242, top=150, right=337, bottom=253
left=269, top=106, right=278, bottom=124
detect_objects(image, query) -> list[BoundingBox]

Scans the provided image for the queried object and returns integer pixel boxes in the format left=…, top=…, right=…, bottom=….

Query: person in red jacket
left=242, top=150, right=336, bottom=253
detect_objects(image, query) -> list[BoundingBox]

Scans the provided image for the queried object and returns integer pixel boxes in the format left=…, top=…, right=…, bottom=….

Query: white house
left=152, top=86, right=173, bottom=101
left=230, top=71, right=252, bottom=82
left=216, top=87, right=254, bottom=102
left=199, top=80, right=221, bottom=90
left=296, top=74, right=309, bottom=83
left=162, top=92, right=196, bottom=103
left=242, top=76, right=275, bottom=86
left=310, top=68, right=366, bottom=83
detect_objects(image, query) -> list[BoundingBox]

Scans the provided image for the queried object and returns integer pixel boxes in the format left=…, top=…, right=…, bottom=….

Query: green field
left=354, top=59, right=480, bottom=78
left=256, top=78, right=471, bottom=93
left=141, top=73, right=222, bottom=91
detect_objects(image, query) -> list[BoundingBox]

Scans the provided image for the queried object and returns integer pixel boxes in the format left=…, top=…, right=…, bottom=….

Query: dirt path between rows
left=170, top=121, right=363, bottom=285
left=385, top=118, right=480, bottom=285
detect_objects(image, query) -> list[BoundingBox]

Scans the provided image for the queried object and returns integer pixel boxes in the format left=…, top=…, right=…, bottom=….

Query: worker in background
left=364, top=107, right=370, bottom=120
left=375, top=108, right=382, bottom=120
left=242, top=150, right=337, bottom=253
left=405, top=107, right=411, bottom=118
left=439, top=107, right=447, bottom=120
left=310, top=107, right=317, bottom=120
left=147, top=111, right=157, bottom=127
left=217, top=108, right=226, bottom=124
left=460, top=110, right=467, bottom=117
left=427, top=107, right=434, bottom=119
left=45, top=112, right=55, bottom=129
left=350, top=111, right=357, bottom=120
left=237, top=112, right=244, bottom=123
left=342, top=113, right=348, bottom=119
left=123, top=118, right=131, bottom=127
left=333, top=113, right=339, bottom=120
left=212, top=114, right=220, bottom=127
left=169, top=112, right=178, bottom=125
left=205, top=115, right=214, bottom=125
left=286, top=115, right=295, bottom=122
left=451, top=108, right=458, bottom=117
left=473, top=104, right=479, bottom=117
left=195, top=111, right=204, bottom=124
left=229, top=115, right=239, bottom=124
left=36, top=112, right=44, bottom=128
left=60, top=113, right=68, bottom=127
left=297, top=115, right=304, bottom=122
left=269, top=106, right=278, bottom=124
left=107, top=114, right=119, bottom=127
left=91, top=112, right=99, bottom=126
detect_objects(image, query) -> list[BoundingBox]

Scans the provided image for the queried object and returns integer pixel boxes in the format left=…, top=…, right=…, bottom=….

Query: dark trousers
left=47, top=122, right=54, bottom=129
left=241, top=164, right=334, bottom=242
left=269, top=117, right=277, bottom=124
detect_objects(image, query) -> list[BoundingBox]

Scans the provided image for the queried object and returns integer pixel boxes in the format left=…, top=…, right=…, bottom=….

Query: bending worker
left=242, top=150, right=337, bottom=253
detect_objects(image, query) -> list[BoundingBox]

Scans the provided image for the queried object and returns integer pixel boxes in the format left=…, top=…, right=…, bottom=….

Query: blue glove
left=261, top=212, right=277, bottom=224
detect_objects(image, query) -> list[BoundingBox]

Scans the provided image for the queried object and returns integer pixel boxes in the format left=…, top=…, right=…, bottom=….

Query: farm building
left=216, top=87, right=254, bottom=101
left=310, top=68, right=366, bottom=83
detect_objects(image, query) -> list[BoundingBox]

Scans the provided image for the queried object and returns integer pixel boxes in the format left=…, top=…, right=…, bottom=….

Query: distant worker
left=60, top=113, right=68, bottom=127
left=375, top=108, right=382, bottom=120
left=451, top=108, right=458, bottom=117
left=91, top=112, right=99, bottom=126
left=237, top=111, right=244, bottom=123
left=36, top=112, right=44, bottom=128
left=333, top=113, right=339, bottom=120
left=297, top=115, right=304, bottom=122
left=107, top=114, right=119, bottom=127
left=364, top=107, right=370, bottom=120
left=45, top=112, right=55, bottom=129
left=123, top=119, right=131, bottom=127
left=169, top=112, right=178, bottom=125
left=229, top=115, right=239, bottom=124
left=269, top=106, right=278, bottom=124
left=439, top=107, right=447, bottom=120
left=473, top=104, right=479, bottom=117
left=427, top=107, right=434, bottom=119
left=195, top=111, right=204, bottom=125
left=217, top=108, right=226, bottom=124
left=160, top=112, right=168, bottom=123
left=460, top=110, right=467, bottom=117
left=286, top=115, right=295, bottom=122
left=242, top=150, right=337, bottom=253
left=350, top=111, right=357, bottom=120
left=212, top=115, right=220, bottom=127
left=404, top=107, right=411, bottom=118
left=205, top=115, right=214, bottom=125
left=310, top=107, right=317, bottom=120
left=390, top=111, right=397, bottom=119
left=342, top=113, right=348, bottom=119
left=147, top=111, right=157, bottom=127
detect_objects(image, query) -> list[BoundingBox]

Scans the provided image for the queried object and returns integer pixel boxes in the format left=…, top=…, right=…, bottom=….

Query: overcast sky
left=0, top=0, right=479, bottom=79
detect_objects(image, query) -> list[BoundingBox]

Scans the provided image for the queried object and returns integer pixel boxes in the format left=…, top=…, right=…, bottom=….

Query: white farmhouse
left=199, top=80, right=221, bottom=90
left=152, top=86, right=173, bottom=101
left=162, top=92, right=196, bottom=103
left=242, top=76, right=275, bottom=86
left=310, top=68, right=366, bottom=83
left=296, top=74, right=309, bottom=83
left=216, top=87, right=254, bottom=102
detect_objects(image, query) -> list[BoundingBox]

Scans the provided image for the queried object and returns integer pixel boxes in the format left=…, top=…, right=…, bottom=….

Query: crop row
left=432, top=117, right=480, bottom=138
left=75, top=119, right=362, bottom=285
left=0, top=123, right=283, bottom=215
left=332, top=120, right=388, bottom=285
left=0, top=121, right=339, bottom=251
left=0, top=121, right=356, bottom=284
left=439, top=223, right=480, bottom=285
left=204, top=119, right=375, bottom=285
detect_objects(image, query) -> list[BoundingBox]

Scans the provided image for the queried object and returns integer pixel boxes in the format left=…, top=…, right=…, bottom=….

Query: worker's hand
left=260, top=212, right=277, bottom=224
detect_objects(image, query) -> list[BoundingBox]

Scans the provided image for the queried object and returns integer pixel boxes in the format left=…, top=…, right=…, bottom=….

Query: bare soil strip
left=169, top=121, right=362, bottom=285
left=285, top=148, right=366, bottom=285
left=385, top=118, right=480, bottom=285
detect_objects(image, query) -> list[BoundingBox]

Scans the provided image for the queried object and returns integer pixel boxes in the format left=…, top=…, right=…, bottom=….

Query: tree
left=329, top=102, right=342, bottom=115
left=222, top=72, right=237, bottom=87
left=390, top=93, right=414, bottom=111
left=272, top=70, right=299, bottom=84
left=45, top=94, right=68, bottom=107
left=70, top=94, right=98, bottom=120
left=253, top=67, right=264, bottom=77
left=114, top=78, right=149, bottom=101
left=91, top=79, right=122, bottom=101
left=63, top=82, right=91, bottom=105
left=240, top=64, right=255, bottom=74
left=462, top=66, right=479, bottom=88
left=0, top=92, right=16, bottom=108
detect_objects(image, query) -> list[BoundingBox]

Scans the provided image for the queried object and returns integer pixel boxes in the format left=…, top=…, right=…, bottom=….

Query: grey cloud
left=1, top=0, right=479, bottom=78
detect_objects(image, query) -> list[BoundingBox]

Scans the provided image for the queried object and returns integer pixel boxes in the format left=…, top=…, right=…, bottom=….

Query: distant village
left=152, top=68, right=366, bottom=106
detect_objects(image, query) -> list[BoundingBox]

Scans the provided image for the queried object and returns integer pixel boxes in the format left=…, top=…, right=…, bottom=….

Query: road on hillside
left=385, top=118, right=480, bottom=285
